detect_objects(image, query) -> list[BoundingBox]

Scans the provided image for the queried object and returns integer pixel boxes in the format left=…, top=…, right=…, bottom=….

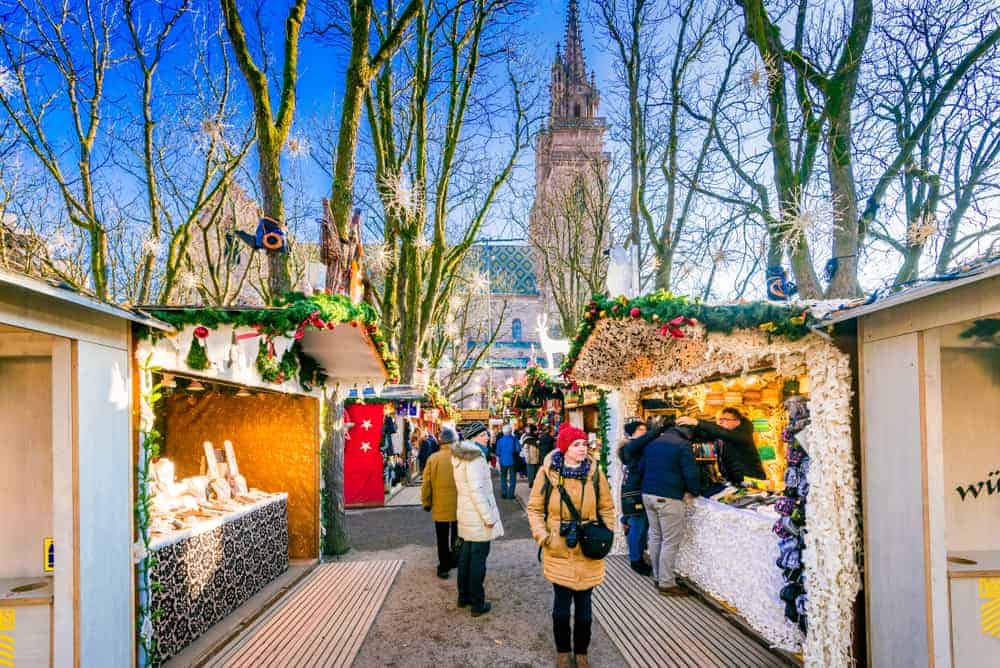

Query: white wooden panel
left=861, top=333, right=930, bottom=667
left=942, top=348, right=1000, bottom=550
left=50, top=339, right=74, bottom=668
left=0, top=356, right=53, bottom=578
left=949, top=578, right=1000, bottom=667
left=75, top=341, right=133, bottom=668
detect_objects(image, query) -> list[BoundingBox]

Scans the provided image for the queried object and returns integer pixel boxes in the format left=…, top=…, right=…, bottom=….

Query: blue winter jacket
left=639, top=428, right=701, bottom=500
left=496, top=434, right=520, bottom=467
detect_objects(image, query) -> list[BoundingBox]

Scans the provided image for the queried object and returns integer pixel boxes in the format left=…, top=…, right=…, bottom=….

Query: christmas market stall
left=823, top=258, right=999, bottom=668
left=500, top=365, right=566, bottom=427
left=564, top=293, right=860, bottom=666
left=133, top=293, right=393, bottom=665
left=0, top=269, right=170, bottom=668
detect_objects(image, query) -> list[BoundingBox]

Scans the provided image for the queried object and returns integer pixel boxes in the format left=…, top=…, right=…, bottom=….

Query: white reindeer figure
left=536, top=313, right=570, bottom=370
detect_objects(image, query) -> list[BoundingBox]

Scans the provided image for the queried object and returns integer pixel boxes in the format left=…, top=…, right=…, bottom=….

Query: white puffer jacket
left=451, top=439, right=504, bottom=541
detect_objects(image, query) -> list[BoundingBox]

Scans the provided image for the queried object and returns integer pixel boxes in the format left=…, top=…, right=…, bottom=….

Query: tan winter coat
left=526, top=452, right=616, bottom=591
left=420, top=444, right=457, bottom=522
left=451, top=439, right=504, bottom=542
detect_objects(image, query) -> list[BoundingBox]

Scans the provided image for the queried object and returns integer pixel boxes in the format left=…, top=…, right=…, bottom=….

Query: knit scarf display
left=551, top=451, right=590, bottom=480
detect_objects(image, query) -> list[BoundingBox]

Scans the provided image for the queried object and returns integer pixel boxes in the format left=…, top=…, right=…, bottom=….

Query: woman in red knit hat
left=526, top=423, right=615, bottom=668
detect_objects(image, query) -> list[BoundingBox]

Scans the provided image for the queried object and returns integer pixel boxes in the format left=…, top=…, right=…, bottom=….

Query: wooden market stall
left=0, top=269, right=170, bottom=668
left=824, top=257, right=1000, bottom=668
left=563, top=294, right=861, bottom=666
left=133, top=295, right=392, bottom=665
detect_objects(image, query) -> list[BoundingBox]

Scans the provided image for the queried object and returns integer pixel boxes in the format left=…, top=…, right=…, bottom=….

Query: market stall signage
left=43, top=538, right=54, bottom=572
left=980, top=578, right=1000, bottom=638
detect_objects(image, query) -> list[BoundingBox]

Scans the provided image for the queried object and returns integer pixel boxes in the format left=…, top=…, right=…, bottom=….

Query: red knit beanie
left=555, top=423, right=588, bottom=453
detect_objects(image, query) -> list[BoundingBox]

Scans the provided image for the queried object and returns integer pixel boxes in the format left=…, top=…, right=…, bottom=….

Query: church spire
left=563, top=0, right=587, bottom=81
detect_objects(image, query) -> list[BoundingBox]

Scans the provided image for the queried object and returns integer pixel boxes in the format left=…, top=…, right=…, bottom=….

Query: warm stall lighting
left=235, top=387, right=252, bottom=397
left=187, top=379, right=205, bottom=392
left=162, top=373, right=177, bottom=388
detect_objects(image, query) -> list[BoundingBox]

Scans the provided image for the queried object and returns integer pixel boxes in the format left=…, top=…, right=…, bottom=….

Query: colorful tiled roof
left=474, top=242, right=539, bottom=296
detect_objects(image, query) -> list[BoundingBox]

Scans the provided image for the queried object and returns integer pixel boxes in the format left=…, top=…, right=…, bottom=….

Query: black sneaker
left=457, top=598, right=470, bottom=608
left=471, top=602, right=492, bottom=617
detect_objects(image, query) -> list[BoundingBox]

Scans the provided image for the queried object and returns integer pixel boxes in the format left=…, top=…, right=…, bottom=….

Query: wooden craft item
left=223, top=440, right=241, bottom=477
left=201, top=441, right=221, bottom=477
left=705, top=392, right=725, bottom=406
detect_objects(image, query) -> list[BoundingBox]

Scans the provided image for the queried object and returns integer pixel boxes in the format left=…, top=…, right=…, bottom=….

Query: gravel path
left=339, top=475, right=628, bottom=668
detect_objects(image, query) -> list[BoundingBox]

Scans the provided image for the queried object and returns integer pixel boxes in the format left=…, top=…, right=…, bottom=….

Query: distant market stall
left=564, top=293, right=860, bottom=666
left=133, top=292, right=393, bottom=665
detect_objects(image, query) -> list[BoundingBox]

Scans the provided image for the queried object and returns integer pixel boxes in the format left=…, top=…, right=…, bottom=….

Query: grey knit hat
left=439, top=426, right=459, bottom=445
left=462, top=421, right=488, bottom=440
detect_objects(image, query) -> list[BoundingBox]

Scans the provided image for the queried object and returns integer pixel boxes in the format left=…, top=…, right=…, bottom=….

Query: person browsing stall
left=677, top=407, right=766, bottom=481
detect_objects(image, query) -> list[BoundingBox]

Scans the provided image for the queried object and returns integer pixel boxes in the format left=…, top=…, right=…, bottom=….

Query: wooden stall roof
left=822, top=256, right=1000, bottom=324
left=0, top=267, right=172, bottom=330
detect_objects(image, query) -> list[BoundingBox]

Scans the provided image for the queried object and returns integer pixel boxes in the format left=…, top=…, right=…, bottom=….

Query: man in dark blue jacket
left=495, top=425, right=520, bottom=499
left=640, top=424, right=700, bottom=596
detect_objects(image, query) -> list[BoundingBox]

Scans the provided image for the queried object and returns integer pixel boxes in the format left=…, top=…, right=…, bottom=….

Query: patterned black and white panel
left=150, top=498, right=289, bottom=665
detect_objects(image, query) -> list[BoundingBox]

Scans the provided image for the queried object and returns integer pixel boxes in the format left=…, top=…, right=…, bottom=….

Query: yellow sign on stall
left=979, top=577, right=1000, bottom=638
left=0, top=607, right=15, bottom=668
left=43, top=538, right=54, bottom=573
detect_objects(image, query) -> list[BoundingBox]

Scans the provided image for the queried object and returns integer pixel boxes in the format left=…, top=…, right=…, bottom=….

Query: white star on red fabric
left=360, top=441, right=372, bottom=452
left=361, top=419, right=373, bottom=430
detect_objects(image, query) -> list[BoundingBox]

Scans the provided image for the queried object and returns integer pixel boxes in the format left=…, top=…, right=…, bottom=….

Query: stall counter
left=675, top=496, right=804, bottom=653
left=0, top=577, right=52, bottom=668
left=149, top=493, right=289, bottom=664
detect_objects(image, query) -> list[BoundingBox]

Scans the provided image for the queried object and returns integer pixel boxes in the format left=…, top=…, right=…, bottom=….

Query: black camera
left=560, top=521, right=579, bottom=548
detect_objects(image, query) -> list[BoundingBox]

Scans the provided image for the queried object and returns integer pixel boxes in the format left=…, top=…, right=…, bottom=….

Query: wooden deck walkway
left=594, top=556, right=792, bottom=668
left=202, top=560, right=402, bottom=668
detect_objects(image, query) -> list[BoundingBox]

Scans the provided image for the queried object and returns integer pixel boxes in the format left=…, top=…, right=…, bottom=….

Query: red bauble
left=629, top=307, right=641, bottom=318
left=193, top=325, right=209, bottom=339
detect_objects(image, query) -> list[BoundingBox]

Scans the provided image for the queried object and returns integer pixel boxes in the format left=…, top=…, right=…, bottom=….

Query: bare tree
left=734, top=0, right=1000, bottom=297
left=527, top=156, right=614, bottom=336
left=220, top=0, right=307, bottom=298
left=362, top=0, right=535, bottom=383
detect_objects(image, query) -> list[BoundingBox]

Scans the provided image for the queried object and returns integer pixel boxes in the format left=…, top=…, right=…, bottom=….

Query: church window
left=574, top=103, right=581, bottom=118
left=511, top=318, right=523, bottom=341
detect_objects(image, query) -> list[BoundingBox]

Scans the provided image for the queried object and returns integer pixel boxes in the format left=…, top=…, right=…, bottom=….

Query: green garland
left=562, top=291, right=813, bottom=374
left=135, top=358, right=163, bottom=663
left=185, top=338, right=209, bottom=371
left=597, top=390, right=610, bottom=475
left=140, top=292, right=400, bottom=382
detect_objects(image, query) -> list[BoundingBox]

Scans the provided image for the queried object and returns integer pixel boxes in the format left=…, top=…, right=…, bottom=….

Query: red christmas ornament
left=629, top=307, right=641, bottom=318
left=193, top=325, right=209, bottom=339
left=612, top=304, right=620, bottom=313
left=326, top=321, right=336, bottom=330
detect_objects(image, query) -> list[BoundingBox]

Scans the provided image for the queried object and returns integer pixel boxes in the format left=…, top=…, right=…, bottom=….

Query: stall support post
left=321, top=387, right=350, bottom=556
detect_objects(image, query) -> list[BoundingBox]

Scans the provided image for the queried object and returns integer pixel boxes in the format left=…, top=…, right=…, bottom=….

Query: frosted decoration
left=605, top=244, right=637, bottom=298
left=675, top=499, right=804, bottom=652
left=204, top=324, right=235, bottom=370
left=271, top=334, right=293, bottom=360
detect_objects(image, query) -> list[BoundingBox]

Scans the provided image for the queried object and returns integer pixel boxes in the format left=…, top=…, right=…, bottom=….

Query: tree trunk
left=825, top=96, right=864, bottom=296
left=258, top=133, right=291, bottom=297
left=321, top=393, right=350, bottom=555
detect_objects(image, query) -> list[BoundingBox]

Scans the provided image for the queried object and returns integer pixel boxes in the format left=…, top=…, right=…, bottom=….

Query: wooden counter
left=946, top=550, right=1000, bottom=579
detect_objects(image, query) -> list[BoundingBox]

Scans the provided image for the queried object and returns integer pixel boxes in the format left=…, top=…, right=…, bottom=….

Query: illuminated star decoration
left=361, top=419, right=373, bottom=430
left=360, top=442, right=372, bottom=453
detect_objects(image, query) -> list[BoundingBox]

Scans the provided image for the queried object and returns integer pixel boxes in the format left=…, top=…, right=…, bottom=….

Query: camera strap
left=556, top=477, right=585, bottom=523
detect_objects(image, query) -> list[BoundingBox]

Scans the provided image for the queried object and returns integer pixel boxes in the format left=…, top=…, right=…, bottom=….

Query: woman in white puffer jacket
left=451, top=422, right=504, bottom=616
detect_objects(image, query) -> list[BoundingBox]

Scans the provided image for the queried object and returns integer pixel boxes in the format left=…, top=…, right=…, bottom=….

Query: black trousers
left=456, top=539, right=491, bottom=610
left=552, top=584, right=593, bottom=654
left=434, top=521, right=458, bottom=571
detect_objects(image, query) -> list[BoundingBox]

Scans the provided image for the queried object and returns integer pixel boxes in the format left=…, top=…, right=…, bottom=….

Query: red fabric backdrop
left=343, top=403, right=385, bottom=507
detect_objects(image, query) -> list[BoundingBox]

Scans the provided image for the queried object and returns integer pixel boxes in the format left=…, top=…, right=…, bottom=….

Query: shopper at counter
left=422, top=426, right=459, bottom=579
left=677, top=408, right=766, bottom=481
left=641, top=424, right=701, bottom=596
left=619, top=420, right=652, bottom=576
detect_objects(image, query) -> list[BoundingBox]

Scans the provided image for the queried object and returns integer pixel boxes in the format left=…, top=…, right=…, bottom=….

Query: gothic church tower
left=529, top=0, right=609, bottom=335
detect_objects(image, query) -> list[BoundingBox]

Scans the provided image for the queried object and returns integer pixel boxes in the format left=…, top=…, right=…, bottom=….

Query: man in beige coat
left=422, top=426, right=459, bottom=578
left=451, top=422, right=503, bottom=617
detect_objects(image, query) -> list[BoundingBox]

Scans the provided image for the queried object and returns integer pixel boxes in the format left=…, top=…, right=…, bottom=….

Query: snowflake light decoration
left=287, top=136, right=310, bottom=158
left=907, top=211, right=937, bottom=246
left=0, top=66, right=15, bottom=97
